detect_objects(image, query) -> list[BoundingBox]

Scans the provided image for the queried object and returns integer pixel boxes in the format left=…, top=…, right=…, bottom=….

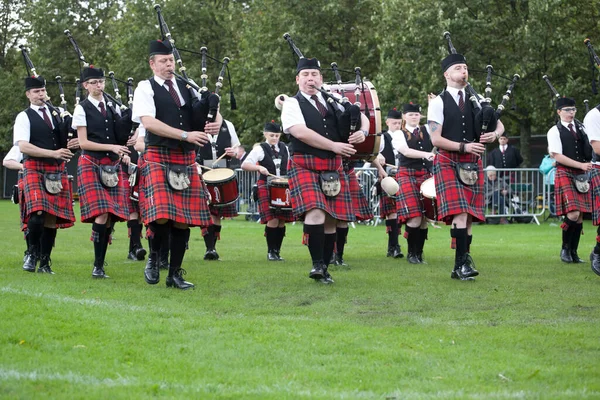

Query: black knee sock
left=336, top=227, right=349, bottom=258
left=92, top=223, right=107, bottom=264
left=203, top=225, right=215, bottom=251
left=101, top=225, right=113, bottom=264
left=323, top=233, right=337, bottom=267
left=27, top=213, right=44, bottom=254
left=570, top=222, right=583, bottom=253
left=467, top=234, right=473, bottom=254
left=405, top=226, right=419, bottom=255
left=213, top=225, right=222, bottom=249
left=454, top=228, right=468, bottom=268
left=149, top=222, right=169, bottom=255
left=418, top=228, right=428, bottom=255
left=128, top=220, right=142, bottom=251
left=169, top=227, right=190, bottom=277
left=595, top=226, right=600, bottom=254
left=275, top=227, right=286, bottom=252
left=562, top=217, right=577, bottom=249
left=40, top=227, right=57, bottom=258
left=386, top=219, right=399, bottom=248
left=265, top=226, right=277, bottom=252
left=304, top=224, right=325, bottom=265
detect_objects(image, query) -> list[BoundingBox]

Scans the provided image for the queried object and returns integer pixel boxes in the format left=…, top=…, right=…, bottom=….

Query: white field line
left=0, top=368, right=598, bottom=399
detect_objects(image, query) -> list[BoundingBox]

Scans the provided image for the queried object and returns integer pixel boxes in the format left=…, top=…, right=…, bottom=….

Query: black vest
left=24, top=107, right=61, bottom=163
left=258, top=142, right=289, bottom=181
left=291, top=91, right=341, bottom=159
left=557, top=122, right=592, bottom=163
left=80, top=98, right=119, bottom=160
left=380, top=131, right=396, bottom=166
left=145, top=78, right=194, bottom=151
left=399, top=125, right=433, bottom=170
left=197, top=120, right=233, bottom=166
left=441, top=90, right=477, bottom=143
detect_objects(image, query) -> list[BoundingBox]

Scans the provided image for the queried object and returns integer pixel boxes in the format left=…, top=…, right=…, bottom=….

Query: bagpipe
left=541, top=74, right=588, bottom=137
left=154, top=4, right=236, bottom=130
left=64, top=29, right=137, bottom=145
left=19, top=45, right=73, bottom=149
left=278, top=33, right=381, bottom=162
left=443, top=31, right=520, bottom=136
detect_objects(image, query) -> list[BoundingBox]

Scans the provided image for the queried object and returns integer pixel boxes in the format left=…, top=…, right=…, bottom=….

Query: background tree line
left=1, top=0, right=599, bottom=169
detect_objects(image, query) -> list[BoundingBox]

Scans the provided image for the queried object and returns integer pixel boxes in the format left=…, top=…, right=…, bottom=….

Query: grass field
left=0, top=200, right=599, bottom=399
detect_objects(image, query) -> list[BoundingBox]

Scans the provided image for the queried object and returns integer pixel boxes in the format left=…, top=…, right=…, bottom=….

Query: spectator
left=487, top=133, right=523, bottom=183
left=485, top=166, right=511, bottom=224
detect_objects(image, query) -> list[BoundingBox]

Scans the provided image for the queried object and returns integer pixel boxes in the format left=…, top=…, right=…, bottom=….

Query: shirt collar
left=154, top=75, right=175, bottom=87
left=405, top=124, right=419, bottom=132
left=87, top=95, right=104, bottom=108
left=30, top=104, right=45, bottom=112
left=560, top=120, right=574, bottom=129
left=446, top=86, right=464, bottom=99
left=301, top=91, right=323, bottom=103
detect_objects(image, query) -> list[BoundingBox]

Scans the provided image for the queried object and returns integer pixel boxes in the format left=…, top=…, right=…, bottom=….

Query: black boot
left=166, top=268, right=195, bottom=290
left=144, top=223, right=168, bottom=284
left=450, top=228, right=477, bottom=280
left=561, top=218, right=575, bottom=263
left=166, top=227, right=194, bottom=290
left=203, top=225, right=219, bottom=260
left=570, top=223, right=584, bottom=263
left=127, top=220, right=146, bottom=260
left=37, top=255, right=55, bottom=274
left=406, top=226, right=420, bottom=264
left=309, top=261, right=325, bottom=280
left=592, top=251, right=600, bottom=276
left=22, top=246, right=38, bottom=272
left=417, top=228, right=428, bottom=263
left=266, top=227, right=279, bottom=261
left=386, top=219, right=401, bottom=257
left=274, top=227, right=286, bottom=261
left=144, top=252, right=159, bottom=284
left=158, top=247, right=170, bottom=270
left=305, top=224, right=325, bottom=280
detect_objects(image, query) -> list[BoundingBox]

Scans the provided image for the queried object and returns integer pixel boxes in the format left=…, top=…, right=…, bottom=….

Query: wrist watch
left=180, top=131, right=188, bottom=141
left=361, top=129, right=369, bottom=136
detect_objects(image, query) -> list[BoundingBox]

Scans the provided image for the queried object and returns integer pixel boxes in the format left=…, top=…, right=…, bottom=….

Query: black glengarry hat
left=441, top=53, right=467, bottom=72
left=296, top=57, right=321, bottom=74
left=403, top=103, right=422, bottom=113
left=25, top=75, right=46, bottom=90
left=387, top=108, right=402, bottom=119
left=556, top=97, right=576, bottom=110
left=149, top=39, right=173, bottom=56
left=264, top=120, right=281, bottom=133
left=81, top=65, right=104, bottom=82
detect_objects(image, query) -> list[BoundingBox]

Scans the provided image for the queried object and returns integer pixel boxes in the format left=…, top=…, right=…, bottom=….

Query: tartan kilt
left=78, top=155, right=129, bottom=223
left=17, top=174, right=26, bottom=231
left=209, top=202, right=239, bottom=218
left=288, top=154, right=355, bottom=222
left=125, top=159, right=140, bottom=215
left=22, top=159, right=75, bottom=228
left=555, top=165, right=592, bottom=217
left=433, top=150, right=485, bottom=224
left=140, top=147, right=212, bottom=227
left=396, top=168, right=432, bottom=223
left=592, top=166, right=600, bottom=225
left=379, top=194, right=396, bottom=218
left=347, top=167, right=373, bottom=221
left=257, top=180, right=295, bottom=223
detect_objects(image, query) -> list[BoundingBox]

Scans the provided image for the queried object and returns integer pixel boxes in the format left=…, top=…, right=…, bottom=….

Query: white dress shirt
left=132, top=75, right=187, bottom=123
left=72, top=95, right=121, bottom=129
left=13, top=104, right=62, bottom=145
left=281, top=91, right=344, bottom=134
left=547, top=120, right=578, bottom=155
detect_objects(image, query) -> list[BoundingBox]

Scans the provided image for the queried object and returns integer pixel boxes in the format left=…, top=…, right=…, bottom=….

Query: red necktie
left=99, top=101, right=107, bottom=118
left=311, top=95, right=328, bottom=117
left=39, top=107, right=52, bottom=129
left=165, top=80, right=182, bottom=108
left=501, top=146, right=505, bottom=154
left=271, top=144, right=279, bottom=157
left=413, top=127, right=419, bottom=138
left=568, top=123, right=578, bottom=140
left=458, top=90, right=465, bottom=113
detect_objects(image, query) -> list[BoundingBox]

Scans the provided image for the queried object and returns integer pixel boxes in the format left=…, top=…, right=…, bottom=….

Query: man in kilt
left=280, top=57, right=367, bottom=284
left=132, top=39, right=213, bottom=290
left=392, top=103, right=435, bottom=264
left=584, top=102, right=600, bottom=276
left=242, top=120, right=294, bottom=261
left=14, top=75, right=76, bottom=274
left=373, top=108, right=404, bottom=258
left=428, top=53, right=504, bottom=281
left=72, top=66, right=132, bottom=279
left=547, top=97, right=592, bottom=264
left=197, top=118, right=240, bottom=261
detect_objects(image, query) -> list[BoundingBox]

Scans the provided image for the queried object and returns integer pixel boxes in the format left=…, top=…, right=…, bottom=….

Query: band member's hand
left=466, top=142, right=486, bottom=156
left=67, top=138, right=80, bottom=150
left=258, top=166, right=269, bottom=176
left=112, top=145, right=131, bottom=157
left=426, top=153, right=435, bottom=162
left=187, top=131, right=210, bottom=146
left=55, top=148, right=73, bottom=161
left=204, top=121, right=221, bottom=136
left=378, top=170, right=388, bottom=180
left=126, top=130, right=139, bottom=147
left=224, top=147, right=236, bottom=157
left=122, top=155, right=131, bottom=165
left=332, top=142, right=357, bottom=157
left=428, top=93, right=437, bottom=103
left=479, top=132, right=496, bottom=143
left=580, top=162, right=593, bottom=172
left=348, top=131, right=366, bottom=144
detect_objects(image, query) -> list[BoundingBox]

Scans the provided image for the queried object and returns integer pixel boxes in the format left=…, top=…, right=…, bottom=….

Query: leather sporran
left=44, top=173, right=63, bottom=195
left=99, top=165, right=119, bottom=188
left=320, top=171, right=341, bottom=197
left=11, top=185, right=19, bottom=204
left=573, top=173, right=590, bottom=193
left=167, top=165, right=190, bottom=191
left=455, top=162, right=479, bottom=186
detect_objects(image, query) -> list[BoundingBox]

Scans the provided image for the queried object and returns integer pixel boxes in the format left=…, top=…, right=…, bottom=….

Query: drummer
left=241, top=120, right=294, bottom=260
left=392, top=102, right=435, bottom=264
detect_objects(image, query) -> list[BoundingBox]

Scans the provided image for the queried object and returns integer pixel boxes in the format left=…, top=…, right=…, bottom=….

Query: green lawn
left=0, top=200, right=598, bottom=399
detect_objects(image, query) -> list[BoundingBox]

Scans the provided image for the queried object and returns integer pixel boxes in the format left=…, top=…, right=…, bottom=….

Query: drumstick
left=211, top=152, right=228, bottom=167
left=200, top=165, right=213, bottom=170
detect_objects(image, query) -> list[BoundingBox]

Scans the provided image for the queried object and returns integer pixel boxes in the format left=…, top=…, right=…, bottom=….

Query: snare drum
left=420, top=177, right=437, bottom=221
left=203, top=168, right=239, bottom=207
left=268, top=176, right=291, bottom=210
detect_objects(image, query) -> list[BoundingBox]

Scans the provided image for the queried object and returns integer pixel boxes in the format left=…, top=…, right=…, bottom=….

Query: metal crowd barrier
left=233, top=167, right=548, bottom=225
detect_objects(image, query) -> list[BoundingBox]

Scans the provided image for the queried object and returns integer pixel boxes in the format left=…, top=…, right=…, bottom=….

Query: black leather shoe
left=267, top=250, right=280, bottom=261
left=127, top=251, right=137, bottom=260
left=451, top=263, right=478, bottom=280
left=319, top=269, right=335, bottom=284
left=37, top=256, right=55, bottom=275
left=158, top=250, right=169, bottom=270
left=407, top=253, right=421, bottom=264
left=144, top=253, right=159, bottom=284
left=571, top=251, right=585, bottom=263
left=134, top=247, right=147, bottom=261
left=92, top=265, right=109, bottom=279
left=274, top=250, right=284, bottom=261
left=392, top=245, right=404, bottom=259
left=386, top=246, right=393, bottom=257
left=592, top=253, right=600, bottom=276
left=166, top=269, right=194, bottom=290
left=417, top=252, right=427, bottom=264
left=22, top=253, right=37, bottom=272
left=309, top=263, right=325, bottom=280
left=203, top=249, right=220, bottom=261
left=333, top=255, right=349, bottom=268
left=560, top=248, right=573, bottom=263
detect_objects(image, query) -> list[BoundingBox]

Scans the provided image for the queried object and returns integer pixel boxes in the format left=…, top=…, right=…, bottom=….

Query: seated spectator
left=485, top=166, right=511, bottom=224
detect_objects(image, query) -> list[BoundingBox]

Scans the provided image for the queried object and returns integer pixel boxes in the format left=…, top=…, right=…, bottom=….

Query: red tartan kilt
left=77, top=155, right=129, bottom=223
left=555, top=165, right=592, bottom=216
left=210, top=202, right=239, bottom=218
left=22, top=159, right=75, bottom=228
left=433, top=150, right=485, bottom=224
left=396, top=168, right=431, bottom=223
left=379, top=194, right=396, bottom=218
left=288, top=154, right=354, bottom=222
left=592, top=166, right=600, bottom=225
left=256, top=180, right=295, bottom=223
left=140, top=147, right=212, bottom=227
left=17, top=176, right=26, bottom=231
left=347, top=168, right=373, bottom=221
